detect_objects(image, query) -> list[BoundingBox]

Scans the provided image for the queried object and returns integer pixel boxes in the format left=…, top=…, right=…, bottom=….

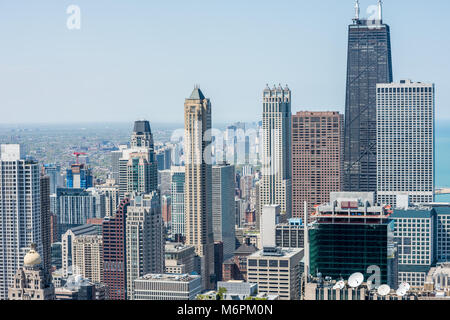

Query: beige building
left=72, top=235, right=103, bottom=284
left=126, top=192, right=165, bottom=300
left=184, top=86, right=215, bottom=290
left=165, top=243, right=196, bottom=274
left=260, top=85, right=292, bottom=218
left=8, top=244, right=55, bottom=300
left=247, top=247, right=303, bottom=300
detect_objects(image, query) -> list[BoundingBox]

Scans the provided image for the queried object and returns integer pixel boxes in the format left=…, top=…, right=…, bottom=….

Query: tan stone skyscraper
left=260, top=85, right=292, bottom=219
left=184, top=86, right=215, bottom=290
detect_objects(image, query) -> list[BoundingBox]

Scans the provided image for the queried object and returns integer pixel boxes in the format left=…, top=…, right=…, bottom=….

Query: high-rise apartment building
left=212, top=162, right=236, bottom=260
left=260, top=85, right=292, bottom=217
left=184, top=86, right=215, bottom=290
left=0, top=144, right=42, bottom=300
left=40, top=174, right=52, bottom=285
left=170, top=166, right=185, bottom=241
left=392, top=207, right=437, bottom=288
left=377, top=80, right=435, bottom=206
left=102, top=199, right=130, bottom=300
left=126, top=192, right=164, bottom=300
left=72, top=235, right=103, bottom=284
left=343, top=2, right=393, bottom=192
left=56, top=187, right=98, bottom=236
left=291, top=111, right=343, bottom=220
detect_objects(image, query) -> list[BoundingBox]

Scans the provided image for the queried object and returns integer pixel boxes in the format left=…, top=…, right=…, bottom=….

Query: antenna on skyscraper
left=354, top=0, right=360, bottom=20
left=378, top=0, right=383, bottom=22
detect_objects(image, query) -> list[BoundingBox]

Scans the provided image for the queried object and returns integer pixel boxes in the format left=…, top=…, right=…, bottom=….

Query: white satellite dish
left=396, top=282, right=410, bottom=297
left=377, top=284, right=391, bottom=296
left=348, top=273, right=364, bottom=288
left=333, top=280, right=345, bottom=290
left=399, top=282, right=410, bottom=292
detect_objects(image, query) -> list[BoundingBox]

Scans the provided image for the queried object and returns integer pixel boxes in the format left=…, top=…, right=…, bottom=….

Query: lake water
left=436, top=120, right=450, bottom=188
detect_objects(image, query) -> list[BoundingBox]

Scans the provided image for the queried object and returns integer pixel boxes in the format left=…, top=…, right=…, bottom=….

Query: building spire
left=354, top=0, right=360, bottom=20
left=378, top=0, right=383, bottom=22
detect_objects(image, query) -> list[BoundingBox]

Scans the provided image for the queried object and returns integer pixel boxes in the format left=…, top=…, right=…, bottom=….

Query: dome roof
left=24, top=244, right=41, bottom=267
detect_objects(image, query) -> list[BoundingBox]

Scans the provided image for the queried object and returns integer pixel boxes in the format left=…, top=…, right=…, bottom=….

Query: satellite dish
left=377, top=284, right=391, bottom=296
left=348, top=273, right=364, bottom=288
left=333, top=280, right=345, bottom=290
left=396, top=282, right=410, bottom=296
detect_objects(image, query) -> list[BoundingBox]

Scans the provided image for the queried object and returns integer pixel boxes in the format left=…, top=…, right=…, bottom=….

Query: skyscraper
left=291, top=112, right=343, bottom=220
left=66, top=163, right=93, bottom=189
left=125, top=192, right=164, bottom=300
left=40, top=174, right=52, bottom=285
left=260, top=84, right=292, bottom=218
left=376, top=80, right=435, bottom=207
left=0, top=144, right=42, bottom=300
left=117, top=121, right=158, bottom=200
left=212, top=162, right=236, bottom=261
left=184, top=86, right=215, bottom=290
left=170, top=166, right=185, bottom=241
left=102, top=198, right=130, bottom=300
left=343, top=1, right=393, bottom=192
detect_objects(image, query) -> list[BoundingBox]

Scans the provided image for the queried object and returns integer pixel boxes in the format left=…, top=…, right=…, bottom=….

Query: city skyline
left=0, top=0, right=449, bottom=124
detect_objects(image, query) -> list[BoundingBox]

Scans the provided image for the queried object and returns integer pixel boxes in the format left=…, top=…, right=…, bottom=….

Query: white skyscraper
left=376, top=80, right=435, bottom=207
left=260, top=85, right=292, bottom=218
left=0, top=144, right=42, bottom=300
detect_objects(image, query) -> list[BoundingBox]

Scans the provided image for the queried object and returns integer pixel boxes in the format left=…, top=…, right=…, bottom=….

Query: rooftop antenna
left=354, top=0, right=360, bottom=20
left=378, top=0, right=383, bottom=22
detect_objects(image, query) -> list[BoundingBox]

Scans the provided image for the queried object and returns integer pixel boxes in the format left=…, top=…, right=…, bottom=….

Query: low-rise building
left=133, top=274, right=202, bottom=300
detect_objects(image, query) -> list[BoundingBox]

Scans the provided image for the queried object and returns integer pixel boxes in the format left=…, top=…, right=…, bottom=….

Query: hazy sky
left=0, top=0, right=449, bottom=124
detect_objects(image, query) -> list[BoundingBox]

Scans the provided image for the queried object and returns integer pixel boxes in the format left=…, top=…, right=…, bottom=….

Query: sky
left=0, top=0, right=449, bottom=124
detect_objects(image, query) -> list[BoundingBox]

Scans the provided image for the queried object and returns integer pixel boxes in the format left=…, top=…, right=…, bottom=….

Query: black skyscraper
left=343, top=9, right=393, bottom=192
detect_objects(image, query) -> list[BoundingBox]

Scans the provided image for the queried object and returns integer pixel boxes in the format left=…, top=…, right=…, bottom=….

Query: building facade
left=126, top=192, right=164, bottom=300
left=291, top=111, right=343, bottom=220
left=343, top=6, right=393, bottom=193
left=184, top=86, right=215, bottom=290
left=133, top=274, right=202, bottom=300
left=260, top=85, right=292, bottom=217
left=170, top=166, right=185, bottom=241
left=212, top=162, right=236, bottom=260
left=376, top=80, right=435, bottom=207
left=0, top=144, right=42, bottom=300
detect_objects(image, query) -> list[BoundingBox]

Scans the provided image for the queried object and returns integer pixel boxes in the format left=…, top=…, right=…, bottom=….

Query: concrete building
left=222, top=243, right=258, bottom=282
left=72, top=235, right=103, bottom=284
left=424, top=263, right=450, bottom=294
left=391, top=207, right=437, bottom=288
left=8, top=244, right=55, bottom=300
left=133, top=274, right=202, bottom=300
left=94, top=180, right=120, bottom=218
left=0, top=144, right=42, bottom=300
left=377, top=80, right=435, bottom=207
left=291, top=111, right=343, bottom=221
left=276, top=218, right=304, bottom=249
left=165, top=242, right=196, bottom=275
left=61, top=224, right=101, bottom=278
left=260, top=85, right=292, bottom=218
left=170, top=166, right=185, bottom=241
left=260, top=205, right=280, bottom=248
left=217, top=280, right=258, bottom=300
left=434, top=206, right=450, bottom=262
left=212, top=162, right=236, bottom=260
left=55, top=274, right=107, bottom=300
left=126, top=192, right=165, bottom=300
left=56, top=187, right=98, bottom=236
left=184, top=86, right=215, bottom=290
left=247, top=247, right=303, bottom=300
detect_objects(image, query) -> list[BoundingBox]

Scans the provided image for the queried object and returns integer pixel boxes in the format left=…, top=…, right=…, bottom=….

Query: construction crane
left=73, top=152, right=87, bottom=165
